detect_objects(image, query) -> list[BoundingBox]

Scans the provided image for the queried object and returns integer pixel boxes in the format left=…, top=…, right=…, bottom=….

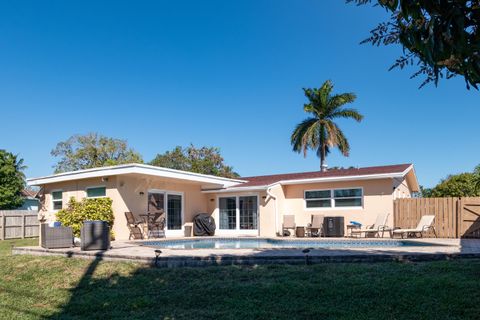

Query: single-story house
left=16, top=189, right=40, bottom=211
left=27, top=163, right=419, bottom=240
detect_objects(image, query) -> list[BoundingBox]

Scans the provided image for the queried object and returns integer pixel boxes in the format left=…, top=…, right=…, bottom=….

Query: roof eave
left=202, top=186, right=268, bottom=193
left=276, top=171, right=408, bottom=186
left=203, top=169, right=417, bottom=192
left=27, top=163, right=246, bottom=187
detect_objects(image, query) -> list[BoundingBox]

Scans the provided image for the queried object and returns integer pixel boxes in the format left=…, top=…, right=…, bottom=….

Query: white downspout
left=266, top=185, right=278, bottom=236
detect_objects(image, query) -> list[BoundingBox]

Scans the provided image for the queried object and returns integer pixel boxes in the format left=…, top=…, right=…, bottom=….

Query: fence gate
left=459, top=198, right=480, bottom=238
left=394, top=197, right=480, bottom=238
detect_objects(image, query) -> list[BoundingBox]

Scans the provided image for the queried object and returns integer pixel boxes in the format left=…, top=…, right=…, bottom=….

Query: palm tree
left=291, top=80, right=363, bottom=171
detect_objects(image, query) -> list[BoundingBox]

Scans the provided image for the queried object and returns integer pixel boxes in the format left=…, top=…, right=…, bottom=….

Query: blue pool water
left=142, top=238, right=435, bottom=250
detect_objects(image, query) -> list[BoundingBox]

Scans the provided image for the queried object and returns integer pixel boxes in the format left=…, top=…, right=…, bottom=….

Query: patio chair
left=282, top=215, right=296, bottom=237
left=306, top=214, right=324, bottom=237
left=125, top=211, right=144, bottom=240
left=392, top=215, right=437, bottom=239
left=350, top=212, right=390, bottom=238
left=146, top=210, right=166, bottom=238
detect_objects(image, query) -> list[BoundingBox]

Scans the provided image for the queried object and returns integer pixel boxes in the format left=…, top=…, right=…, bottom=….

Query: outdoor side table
left=347, top=224, right=361, bottom=237
left=295, top=226, right=305, bottom=238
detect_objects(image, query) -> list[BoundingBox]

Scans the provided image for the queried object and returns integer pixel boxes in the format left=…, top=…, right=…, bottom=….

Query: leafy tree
left=474, top=164, right=480, bottom=190
left=291, top=80, right=363, bottom=171
left=349, top=0, right=480, bottom=89
left=418, top=185, right=433, bottom=198
left=430, top=173, right=479, bottom=197
left=0, top=150, right=26, bottom=209
left=51, top=133, right=143, bottom=173
left=150, top=145, right=239, bottom=178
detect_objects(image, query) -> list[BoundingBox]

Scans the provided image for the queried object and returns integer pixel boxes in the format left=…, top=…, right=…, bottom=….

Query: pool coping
left=136, top=237, right=448, bottom=250
left=12, top=237, right=480, bottom=267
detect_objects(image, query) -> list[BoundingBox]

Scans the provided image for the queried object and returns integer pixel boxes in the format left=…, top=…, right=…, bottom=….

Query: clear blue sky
left=0, top=1, right=478, bottom=187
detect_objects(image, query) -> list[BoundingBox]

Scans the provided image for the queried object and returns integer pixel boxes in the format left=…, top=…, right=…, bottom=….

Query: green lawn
left=0, top=239, right=479, bottom=319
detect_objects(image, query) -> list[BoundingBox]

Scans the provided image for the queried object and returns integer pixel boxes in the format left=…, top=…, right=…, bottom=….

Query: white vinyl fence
left=0, top=210, right=39, bottom=240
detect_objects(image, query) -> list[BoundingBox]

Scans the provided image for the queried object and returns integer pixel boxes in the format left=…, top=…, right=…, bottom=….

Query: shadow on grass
left=46, top=244, right=480, bottom=320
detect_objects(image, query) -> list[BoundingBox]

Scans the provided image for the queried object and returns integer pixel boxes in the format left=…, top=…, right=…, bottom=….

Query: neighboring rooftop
left=21, top=189, right=39, bottom=199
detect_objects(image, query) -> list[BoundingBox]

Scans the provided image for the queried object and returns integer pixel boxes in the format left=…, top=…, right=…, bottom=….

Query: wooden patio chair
left=124, top=211, right=144, bottom=240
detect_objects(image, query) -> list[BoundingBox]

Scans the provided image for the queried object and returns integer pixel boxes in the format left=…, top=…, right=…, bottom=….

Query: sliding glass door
left=239, top=196, right=258, bottom=230
left=167, top=194, right=182, bottom=230
left=219, top=195, right=258, bottom=232
left=219, top=197, right=236, bottom=230
left=148, top=191, right=183, bottom=231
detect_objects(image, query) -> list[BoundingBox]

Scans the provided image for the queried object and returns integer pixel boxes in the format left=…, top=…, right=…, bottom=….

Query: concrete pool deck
left=13, top=238, right=480, bottom=267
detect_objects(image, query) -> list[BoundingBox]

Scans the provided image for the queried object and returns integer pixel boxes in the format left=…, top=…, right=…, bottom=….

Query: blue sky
left=0, top=0, right=478, bottom=187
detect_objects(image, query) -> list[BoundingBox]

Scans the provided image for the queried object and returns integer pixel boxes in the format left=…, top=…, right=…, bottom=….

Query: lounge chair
left=392, top=215, right=437, bottom=238
left=125, top=211, right=144, bottom=240
left=306, top=214, right=324, bottom=237
left=350, top=212, right=390, bottom=238
left=282, top=215, right=296, bottom=237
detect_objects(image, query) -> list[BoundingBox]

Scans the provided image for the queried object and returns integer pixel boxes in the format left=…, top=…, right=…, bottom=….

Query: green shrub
left=56, top=197, right=114, bottom=237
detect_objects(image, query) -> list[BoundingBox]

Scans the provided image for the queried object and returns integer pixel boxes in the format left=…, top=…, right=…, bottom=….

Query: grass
left=0, top=239, right=479, bottom=319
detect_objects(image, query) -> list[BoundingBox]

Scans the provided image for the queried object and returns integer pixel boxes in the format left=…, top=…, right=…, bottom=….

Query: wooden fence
left=393, top=197, right=480, bottom=238
left=0, top=210, right=39, bottom=240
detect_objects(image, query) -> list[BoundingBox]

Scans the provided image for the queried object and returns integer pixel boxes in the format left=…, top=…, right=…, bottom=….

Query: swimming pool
left=142, top=238, right=437, bottom=250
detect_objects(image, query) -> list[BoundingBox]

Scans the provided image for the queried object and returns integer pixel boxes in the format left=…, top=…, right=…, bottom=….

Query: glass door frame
left=216, top=194, right=259, bottom=235
left=147, top=189, right=184, bottom=235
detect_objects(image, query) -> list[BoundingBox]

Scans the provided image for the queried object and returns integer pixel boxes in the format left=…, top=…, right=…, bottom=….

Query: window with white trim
left=52, top=191, right=63, bottom=210
left=305, top=188, right=362, bottom=208
left=86, top=186, right=106, bottom=198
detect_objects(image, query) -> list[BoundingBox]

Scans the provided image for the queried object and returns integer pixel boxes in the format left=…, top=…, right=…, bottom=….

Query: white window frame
left=85, top=185, right=107, bottom=199
left=216, top=194, right=259, bottom=235
left=147, top=189, right=184, bottom=236
left=51, top=189, right=63, bottom=212
left=304, top=187, right=363, bottom=211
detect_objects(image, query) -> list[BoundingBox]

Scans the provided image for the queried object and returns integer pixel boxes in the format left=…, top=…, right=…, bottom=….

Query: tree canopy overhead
left=150, top=145, right=239, bottom=178
left=349, top=0, right=480, bottom=89
left=51, top=133, right=143, bottom=173
left=0, top=150, right=26, bottom=210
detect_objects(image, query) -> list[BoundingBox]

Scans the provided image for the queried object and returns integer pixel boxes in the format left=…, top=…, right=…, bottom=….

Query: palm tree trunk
left=320, top=144, right=327, bottom=172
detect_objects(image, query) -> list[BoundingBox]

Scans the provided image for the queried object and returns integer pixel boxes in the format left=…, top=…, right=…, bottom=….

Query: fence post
left=456, top=197, right=461, bottom=238
left=21, top=213, right=25, bottom=239
left=1, top=213, right=5, bottom=240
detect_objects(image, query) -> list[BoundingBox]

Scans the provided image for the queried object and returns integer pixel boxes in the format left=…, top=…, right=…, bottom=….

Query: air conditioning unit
left=323, top=216, right=345, bottom=237
left=81, top=220, right=110, bottom=251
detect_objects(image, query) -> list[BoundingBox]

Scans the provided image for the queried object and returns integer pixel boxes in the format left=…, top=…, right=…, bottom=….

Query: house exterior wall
left=39, top=175, right=409, bottom=239
left=17, top=198, right=40, bottom=211
left=278, top=178, right=395, bottom=234
left=393, top=177, right=412, bottom=199
left=114, top=175, right=208, bottom=239
left=39, top=175, right=208, bottom=240
left=206, top=179, right=397, bottom=237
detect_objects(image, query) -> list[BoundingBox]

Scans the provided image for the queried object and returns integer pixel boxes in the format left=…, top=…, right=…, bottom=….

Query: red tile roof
left=235, top=164, right=412, bottom=188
